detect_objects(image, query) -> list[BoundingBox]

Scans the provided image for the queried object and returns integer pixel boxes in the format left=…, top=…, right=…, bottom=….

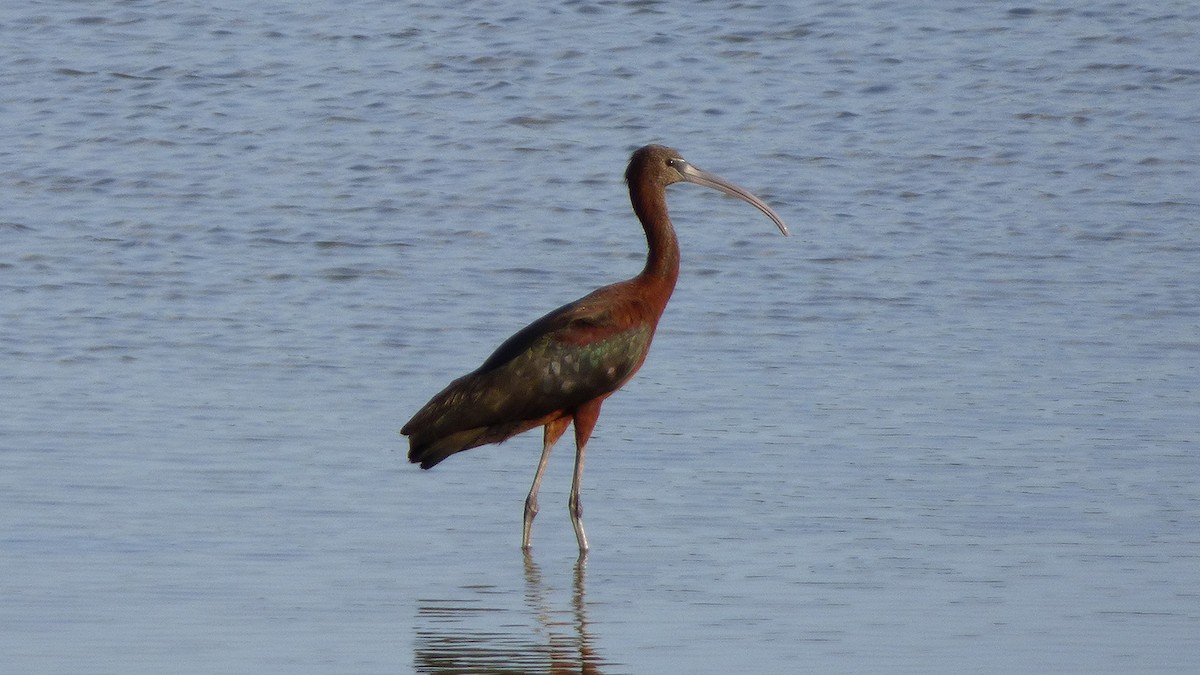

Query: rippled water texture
left=2, top=1, right=1198, bottom=673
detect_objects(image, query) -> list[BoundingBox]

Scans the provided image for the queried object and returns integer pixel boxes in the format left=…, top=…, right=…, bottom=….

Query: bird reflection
left=413, top=555, right=609, bottom=673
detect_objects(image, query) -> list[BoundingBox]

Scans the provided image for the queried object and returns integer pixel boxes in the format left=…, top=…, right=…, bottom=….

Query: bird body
left=403, top=276, right=665, bottom=470
left=402, top=144, right=787, bottom=552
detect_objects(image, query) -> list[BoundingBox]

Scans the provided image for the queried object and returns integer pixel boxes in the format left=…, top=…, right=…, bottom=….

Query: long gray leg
left=568, top=441, right=589, bottom=553
left=568, top=400, right=603, bottom=554
left=523, top=416, right=570, bottom=550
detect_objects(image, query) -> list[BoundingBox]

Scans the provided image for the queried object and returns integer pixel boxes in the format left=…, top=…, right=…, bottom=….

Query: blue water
left=2, top=1, right=1198, bottom=672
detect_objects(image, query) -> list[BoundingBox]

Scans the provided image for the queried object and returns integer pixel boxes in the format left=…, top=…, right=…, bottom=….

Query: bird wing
left=402, top=288, right=654, bottom=458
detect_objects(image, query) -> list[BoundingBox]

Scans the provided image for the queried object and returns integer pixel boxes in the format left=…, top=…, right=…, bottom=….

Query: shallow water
left=2, top=1, right=1198, bottom=672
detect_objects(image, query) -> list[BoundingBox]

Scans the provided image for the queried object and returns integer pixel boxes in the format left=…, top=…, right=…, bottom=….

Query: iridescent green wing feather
left=402, top=294, right=653, bottom=466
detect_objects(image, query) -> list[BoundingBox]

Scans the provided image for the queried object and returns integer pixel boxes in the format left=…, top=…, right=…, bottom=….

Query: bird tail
left=405, top=428, right=488, bottom=470
left=403, top=416, right=546, bottom=469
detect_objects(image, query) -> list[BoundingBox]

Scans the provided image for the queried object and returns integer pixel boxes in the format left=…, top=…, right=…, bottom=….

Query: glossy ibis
left=402, top=144, right=788, bottom=553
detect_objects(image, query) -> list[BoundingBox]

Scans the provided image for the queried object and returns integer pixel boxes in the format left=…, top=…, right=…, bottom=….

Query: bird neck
left=630, top=183, right=680, bottom=285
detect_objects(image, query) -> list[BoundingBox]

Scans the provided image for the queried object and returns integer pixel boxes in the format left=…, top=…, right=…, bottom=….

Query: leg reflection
left=413, top=554, right=612, bottom=673
left=522, top=551, right=605, bottom=674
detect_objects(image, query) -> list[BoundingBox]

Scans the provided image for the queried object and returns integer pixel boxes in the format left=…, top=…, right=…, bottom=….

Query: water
left=2, top=1, right=1198, bottom=672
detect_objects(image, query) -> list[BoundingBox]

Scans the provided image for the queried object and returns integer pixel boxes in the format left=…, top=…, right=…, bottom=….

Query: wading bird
left=402, top=144, right=788, bottom=553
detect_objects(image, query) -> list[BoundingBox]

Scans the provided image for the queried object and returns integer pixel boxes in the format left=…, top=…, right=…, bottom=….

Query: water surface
left=2, top=1, right=1198, bottom=672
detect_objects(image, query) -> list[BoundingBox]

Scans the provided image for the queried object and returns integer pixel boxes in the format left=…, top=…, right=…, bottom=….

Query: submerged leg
left=568, top=399, right=603, bottom=554
left=524, top=416, right=571, bottom=550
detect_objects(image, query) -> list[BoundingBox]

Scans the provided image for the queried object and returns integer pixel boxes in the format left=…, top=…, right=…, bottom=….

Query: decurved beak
left=677, top=162, right=789, bottom=236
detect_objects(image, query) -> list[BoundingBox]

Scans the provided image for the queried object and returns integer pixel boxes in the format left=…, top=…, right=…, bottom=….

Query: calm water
left=2, top=1, right=1198, bottom=672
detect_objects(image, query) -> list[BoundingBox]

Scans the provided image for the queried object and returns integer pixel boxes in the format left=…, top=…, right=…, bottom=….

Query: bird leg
left=568, top=443, right=589, bottom=554
left=523, top=416, right=571, bottom=550
left=569, top=400, right=603, bottom=554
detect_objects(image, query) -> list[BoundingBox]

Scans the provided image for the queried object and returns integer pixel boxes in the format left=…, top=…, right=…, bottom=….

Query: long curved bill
left=677, top=162, right=789, bottom=236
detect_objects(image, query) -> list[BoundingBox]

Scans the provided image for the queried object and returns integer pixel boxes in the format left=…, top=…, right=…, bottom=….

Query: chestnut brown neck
left=629, top=181, right=680, bottom=288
